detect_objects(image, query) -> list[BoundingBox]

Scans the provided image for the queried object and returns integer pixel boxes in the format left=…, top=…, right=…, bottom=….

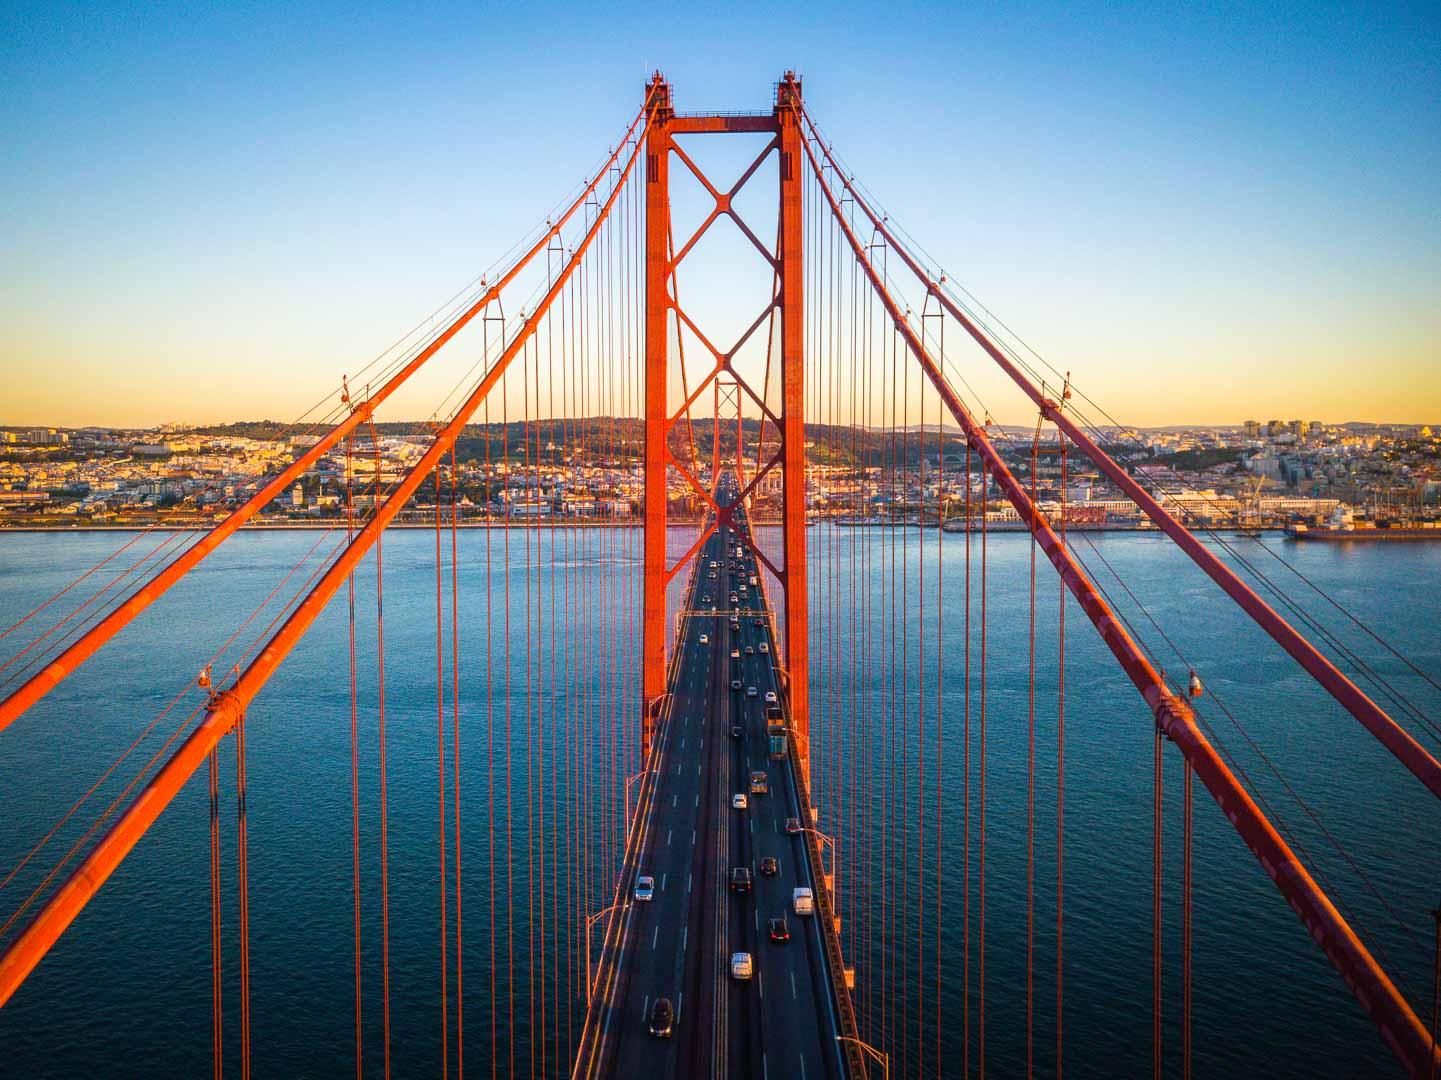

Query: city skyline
left=3, top=2, right=1438, bottom=428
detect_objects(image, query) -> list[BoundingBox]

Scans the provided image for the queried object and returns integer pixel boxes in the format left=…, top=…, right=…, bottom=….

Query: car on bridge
left=749, top=770, right=768, bottom=795
left=793, top=887, right=814, bottom=916
left=730, top=866, right=752, bottom=894
left=759, top=856, right=779, bottom=877
left=764, top=690, right=777, bottom=704
left=731, top=679, right=742, bottom=691
left=768, top=916, right=790, bottom=943
left=699, top=634, right=709, bottom=645
left=730, top=952, right=753, bottom=981
left=648, top=996, right=674, bottom=1038
left=732, top=793, right=748, bottom=811
left=758, top=642, right=769, bottom=654
left=634, top=875, right=655, bottom=902
left=731, top=725, right=743, bottom=739
left=746, top=686, right=758, bottom=697
left=785, top=816, right=802, bottom=835
left=730, top=648, right=740, bottom=659
left=744, top=645, right=755, bottom=655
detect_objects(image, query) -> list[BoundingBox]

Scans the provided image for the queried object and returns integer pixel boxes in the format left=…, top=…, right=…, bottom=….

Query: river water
left=0, top=526, right=1437, bottom=1077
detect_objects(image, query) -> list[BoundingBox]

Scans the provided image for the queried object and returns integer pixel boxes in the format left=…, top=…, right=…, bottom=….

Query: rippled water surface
left=0, top=527, right=1438, bottom=1077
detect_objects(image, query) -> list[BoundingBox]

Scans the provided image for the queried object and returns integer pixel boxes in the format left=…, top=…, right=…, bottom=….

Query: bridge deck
left=575, top=483, right=848, bottom=1079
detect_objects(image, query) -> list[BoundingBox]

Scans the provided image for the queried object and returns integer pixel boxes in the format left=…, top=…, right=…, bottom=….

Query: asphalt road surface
left=576, top=477, right=847, bottom=1079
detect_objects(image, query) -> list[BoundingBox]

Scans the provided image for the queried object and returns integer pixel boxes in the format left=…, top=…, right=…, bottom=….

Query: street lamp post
left=800, top=826, right=839, bottom=931
left=837, top=1034, right=889, bottom=1080
left=584, top=901, right=624, bottom=1005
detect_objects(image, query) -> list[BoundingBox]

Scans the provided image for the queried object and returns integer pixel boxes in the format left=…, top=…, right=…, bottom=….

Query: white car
left=730, top=648, right=740, bottom=659
left=746, top=686, right=758, bottom=698
left=764, top=690, right=777, bottom=704
left=758, top=642, right=768, bottom=654
left=792, top=887, right=814, bottom=916
left=634, top=875, right=655, bottom=902
left=732, top=793, right=748, bottom=811
left=730, top=951, right=754, bottom=980
left=699, top=633, right=709, bottom=645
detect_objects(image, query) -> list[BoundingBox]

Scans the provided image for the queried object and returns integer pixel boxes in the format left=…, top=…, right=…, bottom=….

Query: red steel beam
left=777, top=74, right=810, bottom=786
left=0, top=100, right=654, bottom=739
left=803, top=131, right=1441, bottom=1078
left=800, top=108, right=1441, bottom=806
left=0, top=119, right=650, bottom=1010
left=669, top=115, right=777, bottom=135
left=641, top=76, right=673, bottom=761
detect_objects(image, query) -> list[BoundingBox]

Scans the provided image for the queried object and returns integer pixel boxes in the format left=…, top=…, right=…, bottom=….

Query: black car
left=730, top=866, right=752, bottom=894
left=759, top=856, right=779, bottom=877
left=649, top=996, right=674, bottom=1037
left=753, top=618, right=765, bottom=627
left=731, top=725, right=743, bottom=739
left=768, top=916, right=790, bottom=943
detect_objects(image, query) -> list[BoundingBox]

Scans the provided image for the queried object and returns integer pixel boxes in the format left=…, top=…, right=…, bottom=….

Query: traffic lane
left=609, top=550, right=720, bottom=1074
left=724, top=681, right=765, bottom=1079
left=609, top=617, right=703, bottom=1071
left=737, top=606, right=841, bottom=1079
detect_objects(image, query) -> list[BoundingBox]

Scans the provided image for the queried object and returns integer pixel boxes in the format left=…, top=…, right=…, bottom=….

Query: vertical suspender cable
left=209, top=748, right=222, bottom=1080
left=235, top=711, right=251, bottom=1080
left=935, top=336, right=945, bottom=1080
left=979, top=459, right=989, bottom=1080
left=449, top=447, right=463, bottom=1080
left=1183, top=758, right=1193, bottom=1080
left=1027, top=423, right=1039, bottom=1080
left=1153, top=726, right=1164, bottom=1080
left=371, top=422, right=393, bottom=1080
left=1057, top=434, right=1067, bottom=1079
left=964, top=441, right=972, bottom=1080
left=434, top=468, right=450, bottom=1080
left=346, top=430, right=362, bottom=1080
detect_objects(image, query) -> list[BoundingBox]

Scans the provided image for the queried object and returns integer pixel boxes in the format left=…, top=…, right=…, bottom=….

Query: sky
left=1, top=0, right=1438, bottom=428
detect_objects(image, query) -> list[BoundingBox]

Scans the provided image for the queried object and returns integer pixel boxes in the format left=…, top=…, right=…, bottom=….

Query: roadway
left=575, top=475, right=848, bottom=1079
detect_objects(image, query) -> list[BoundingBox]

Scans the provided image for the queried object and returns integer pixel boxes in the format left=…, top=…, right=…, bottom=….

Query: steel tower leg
left=777, top=75, right=809, bottom=786
left=641, top=78, right=673, bottom=761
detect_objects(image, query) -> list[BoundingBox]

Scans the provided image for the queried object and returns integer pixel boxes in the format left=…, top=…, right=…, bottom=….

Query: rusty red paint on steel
left=0, top=122, right=651, bottom=1011
left=777, top=82, right=810, bottom=787
left=0, top=102, right=655, bottom=740
left=799, top=110, right=1441, bottom=807
left=641, top=98, right=672, bottom=763
left=803, top=132, right=1441, bottom=1078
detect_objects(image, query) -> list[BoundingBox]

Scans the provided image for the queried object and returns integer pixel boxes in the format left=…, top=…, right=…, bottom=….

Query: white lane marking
left=643, top=993, right=650, bottom=1020
left=758, top=970, right=763, bottom=999
left=667, top=829, right=672, bottom=847
left=691, top=829, right=696, bottom=847
left=661, top=872, right=667, bottom=890
left=695, top=794, right=700, bottom=808
left=672, top=795, right=677, bottom=808
left=799, top=1054, right=807, bottom=1080
left=763, top=1054, right=769, bottom=1080
left=791, top=971, right=798, bottom=999
left=652, top=926, right=659, bottom=950
left=687, top=872, right=692, bottom=893
left=681, top=926, right=687, bottom=951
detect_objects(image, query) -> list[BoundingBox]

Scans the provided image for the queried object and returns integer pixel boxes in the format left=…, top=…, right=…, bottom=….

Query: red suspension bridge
left=0, top=73, right=1438, bottom=1078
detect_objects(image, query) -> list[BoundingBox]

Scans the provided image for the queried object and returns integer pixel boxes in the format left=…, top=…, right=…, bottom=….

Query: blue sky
left=2, top=1, right=1437, bottom=426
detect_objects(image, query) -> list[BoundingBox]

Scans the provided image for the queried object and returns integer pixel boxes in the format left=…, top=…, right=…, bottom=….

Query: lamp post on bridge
left=836, top=1035, right=889, bottom=1080
left=799, top=826, right=839, bottom=934
left=583, top=901, right=625, bottom=1006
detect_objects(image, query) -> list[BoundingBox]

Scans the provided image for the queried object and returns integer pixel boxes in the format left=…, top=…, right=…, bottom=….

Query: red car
left=768, top=916, right=790, bottom=943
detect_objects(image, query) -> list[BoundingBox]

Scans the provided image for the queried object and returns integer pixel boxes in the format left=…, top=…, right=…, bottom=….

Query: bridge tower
left=641, top=72, right=810, bottom=784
